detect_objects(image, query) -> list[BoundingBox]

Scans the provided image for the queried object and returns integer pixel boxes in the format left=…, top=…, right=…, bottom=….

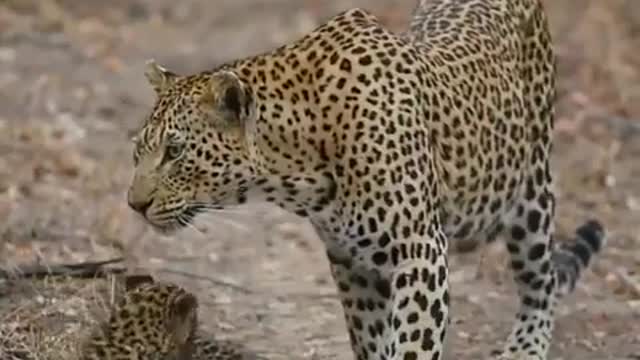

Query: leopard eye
left=164, top=143, right=184, bottom=162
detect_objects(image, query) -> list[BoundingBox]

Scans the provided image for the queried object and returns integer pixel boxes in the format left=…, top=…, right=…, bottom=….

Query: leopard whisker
left=188, top=202, right=252, bottom=214
left=177, top=215, right=208, bottom=238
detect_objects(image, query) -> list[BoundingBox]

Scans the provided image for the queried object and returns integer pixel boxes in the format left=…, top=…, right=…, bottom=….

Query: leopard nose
left=128, top=195, right=153, bottom=214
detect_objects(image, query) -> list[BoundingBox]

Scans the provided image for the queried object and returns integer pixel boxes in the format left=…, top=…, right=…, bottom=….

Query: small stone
left=208, top=252, right=220, bottom=263
left=0, top=47, right=16, bottom=63
left=275, top=222, right=301, bottom=240
left=605, top=174, right=616, bottom=188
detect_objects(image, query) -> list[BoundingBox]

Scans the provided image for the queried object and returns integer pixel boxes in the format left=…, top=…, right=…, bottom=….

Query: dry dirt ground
left=0, top=0, right=639, bottom=359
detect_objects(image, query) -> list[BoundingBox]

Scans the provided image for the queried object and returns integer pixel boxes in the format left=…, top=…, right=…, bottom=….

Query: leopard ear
left=144, top=59, right=178, bottom=94
left=201, top=71, right=253, bottom=127
left=167, top=292, right=198, bottom=345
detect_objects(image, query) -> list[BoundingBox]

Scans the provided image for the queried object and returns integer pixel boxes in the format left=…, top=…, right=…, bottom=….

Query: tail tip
left=575, top=219, right=606, bottom=253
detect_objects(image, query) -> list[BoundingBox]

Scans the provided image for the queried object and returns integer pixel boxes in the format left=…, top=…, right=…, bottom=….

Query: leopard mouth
left=144, top=198, right=232, bottom=235
left=144, top=204, right=208, bottom=235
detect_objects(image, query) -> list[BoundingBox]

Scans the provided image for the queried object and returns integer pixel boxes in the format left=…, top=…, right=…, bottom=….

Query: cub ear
left=201, top=71, right=253, bottom=127
left=110, top=274, right=155, bottom=306
left=167, top=292, right=198, bottom=345
left=144, top=59, right=178, bottom=94
left=123, top=274, right=155, bottom=291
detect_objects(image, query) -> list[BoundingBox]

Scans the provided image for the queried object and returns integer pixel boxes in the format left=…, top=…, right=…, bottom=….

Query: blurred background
left=0, top=0, right=638, bottom=359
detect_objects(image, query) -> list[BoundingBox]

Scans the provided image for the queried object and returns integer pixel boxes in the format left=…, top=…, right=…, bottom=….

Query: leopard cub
left=80, top=274, right=258, bottom=360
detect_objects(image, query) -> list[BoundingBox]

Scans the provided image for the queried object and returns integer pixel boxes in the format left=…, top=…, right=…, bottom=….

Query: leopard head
left=127, top=60, right=257, bottom=233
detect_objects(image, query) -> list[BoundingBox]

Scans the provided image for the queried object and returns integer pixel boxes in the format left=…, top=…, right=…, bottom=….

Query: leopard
left=79, top=274, right=258, bottom=360
left=125, top=0, right=607, bottom=359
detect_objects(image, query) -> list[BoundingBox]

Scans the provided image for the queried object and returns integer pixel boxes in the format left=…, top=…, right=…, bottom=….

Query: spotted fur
left=80, top=275, right=256, bottom=360
left=126, top=1, right=607, bottom=359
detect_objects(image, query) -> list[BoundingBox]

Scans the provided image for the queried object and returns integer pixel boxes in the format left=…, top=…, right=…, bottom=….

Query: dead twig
left=0, top=258, right=125, bottom=280
left=282, top=291, right=339, bottom=300
left=154, top=267, right=255, bottom=294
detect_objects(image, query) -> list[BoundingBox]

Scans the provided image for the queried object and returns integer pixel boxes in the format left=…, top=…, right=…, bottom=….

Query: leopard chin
left=144, top=205, right=205, bottom=235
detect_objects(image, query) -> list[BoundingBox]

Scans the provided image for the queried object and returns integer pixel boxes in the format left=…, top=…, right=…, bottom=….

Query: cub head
left=80, top=274, right=198, bottom=360
left=127, top=60, right=256, bottom=233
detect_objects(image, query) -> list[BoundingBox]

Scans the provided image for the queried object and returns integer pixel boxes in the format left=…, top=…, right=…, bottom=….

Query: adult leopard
left=126, top=0, right=606, bottom=359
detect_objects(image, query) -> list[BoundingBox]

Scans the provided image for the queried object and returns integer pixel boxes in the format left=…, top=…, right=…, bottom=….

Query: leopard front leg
left=327, top=240, right=450, bottom=360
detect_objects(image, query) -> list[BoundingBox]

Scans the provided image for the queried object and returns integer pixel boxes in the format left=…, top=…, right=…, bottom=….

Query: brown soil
left=0, top=1, right=639, bottom=359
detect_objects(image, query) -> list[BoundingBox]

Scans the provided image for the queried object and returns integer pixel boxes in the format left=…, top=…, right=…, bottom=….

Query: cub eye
left=164, top=143, right=184, bottom=162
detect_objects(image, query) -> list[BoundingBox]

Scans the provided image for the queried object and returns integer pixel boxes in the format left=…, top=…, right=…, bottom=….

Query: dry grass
left=0, top=275, right=119, bottom=360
